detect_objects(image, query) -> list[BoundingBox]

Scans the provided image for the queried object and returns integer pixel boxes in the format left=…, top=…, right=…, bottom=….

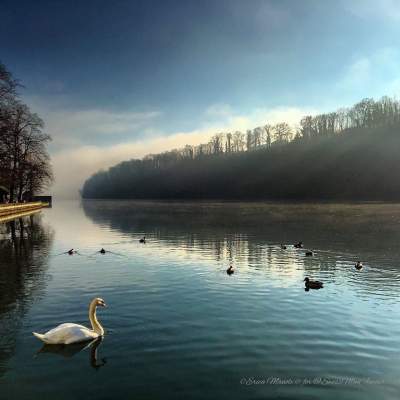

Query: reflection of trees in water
left=81, top=201, right=319, bottom=267
left=83, top=200, right=270, bottom=265
left=0, top=213, right=54, bottom=377
left=82, top=200, right=400, bottom=258
left=82, top=200, right=400, bottom=297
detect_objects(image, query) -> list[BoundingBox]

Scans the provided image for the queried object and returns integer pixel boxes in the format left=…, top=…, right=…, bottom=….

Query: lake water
left=1, top=200, right=400, bottom=399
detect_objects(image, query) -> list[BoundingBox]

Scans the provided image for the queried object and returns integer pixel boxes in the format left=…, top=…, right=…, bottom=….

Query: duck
left=305, top=250, right=314, bottom=257
left=99, top=248, right=106, bottom=254
left=280, top=244, right=287, bottom=250
left=304, top=277, right=323, bottom=289
left=32, top=298, right=107, bottom=345
left=226, top=265, right=234, bottom=275
left=355, top=261, right=363, bottom=270
left=294, top=241, right=303, bottom=248
left=67, top=249, right=75, bottom=255
left=139, top=236, right=146, bottom=243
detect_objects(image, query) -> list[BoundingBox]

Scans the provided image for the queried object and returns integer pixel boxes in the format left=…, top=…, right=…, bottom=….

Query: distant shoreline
left=80, top=197, right=400, bottom=205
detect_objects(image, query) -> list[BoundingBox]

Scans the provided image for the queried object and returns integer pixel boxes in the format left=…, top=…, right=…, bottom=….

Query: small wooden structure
left=0, top=202, right=48, bottom=219
left=33, top=195, right=52, bottom=207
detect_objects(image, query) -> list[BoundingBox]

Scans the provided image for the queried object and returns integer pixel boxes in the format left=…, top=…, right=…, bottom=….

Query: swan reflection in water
left=36, top=337, right=107, bottom=370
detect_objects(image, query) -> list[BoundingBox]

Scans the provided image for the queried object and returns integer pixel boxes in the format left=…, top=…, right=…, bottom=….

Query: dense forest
left=82, top=96, right=400, bottom=200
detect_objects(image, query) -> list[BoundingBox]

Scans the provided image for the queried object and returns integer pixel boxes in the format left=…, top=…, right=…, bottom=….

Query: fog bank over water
left=45, top=105, right=313, bottom=199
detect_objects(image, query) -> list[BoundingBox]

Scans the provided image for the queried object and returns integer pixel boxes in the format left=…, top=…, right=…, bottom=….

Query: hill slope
left=82, top=97, right=400, bottom=201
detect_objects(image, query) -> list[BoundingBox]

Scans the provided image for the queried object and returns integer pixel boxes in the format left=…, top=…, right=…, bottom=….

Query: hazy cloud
left=339, top=57, right=371, bottom=90
left=26, top=96, right=162, bottom=148
left=345, top=0, right=400, bottom=21
left=205, top=103, right=234, bottom=119
left=338, top=47, right=400, bottom=99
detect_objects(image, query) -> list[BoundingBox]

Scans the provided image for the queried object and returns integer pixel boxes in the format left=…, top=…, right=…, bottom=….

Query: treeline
left=82, top=96, right=400, bottom=200
left=0, top=62, right=52, bottom=202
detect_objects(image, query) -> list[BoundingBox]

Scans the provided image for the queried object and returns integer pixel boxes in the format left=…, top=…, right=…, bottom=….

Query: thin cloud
left=345, top=0, right=400, bottom=21
left=205, top=103, right=234, bottom=118
left=337, top=47, right=400, bottom=99
left=26, top=96, right=162, bottom=148
left=339, top=57, right=371, bottom=89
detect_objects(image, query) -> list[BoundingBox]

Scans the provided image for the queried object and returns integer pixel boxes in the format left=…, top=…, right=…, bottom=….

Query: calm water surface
left=1, top=200, right=400, bottom=399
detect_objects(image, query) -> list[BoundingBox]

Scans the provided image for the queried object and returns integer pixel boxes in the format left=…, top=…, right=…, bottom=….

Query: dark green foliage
left=82, top=96, right=400, bottom=200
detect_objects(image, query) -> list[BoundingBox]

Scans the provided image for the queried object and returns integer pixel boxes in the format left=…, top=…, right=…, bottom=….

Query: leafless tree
left=232, top=131, right=245, bottom=152
left=225, top=132, right=232, bottom=153
left=0, top=62, right=19, bottom=103
left=0, top=100, right=52, bottom=201
left=274, top=122, right=292, bottom=143
left=253, top=127, right=264, bottom=148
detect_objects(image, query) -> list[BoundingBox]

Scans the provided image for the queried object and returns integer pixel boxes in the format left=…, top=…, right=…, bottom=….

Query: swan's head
left=304, top=277, right=309, bottom=282
left=94, top=298, right=107, bottom=308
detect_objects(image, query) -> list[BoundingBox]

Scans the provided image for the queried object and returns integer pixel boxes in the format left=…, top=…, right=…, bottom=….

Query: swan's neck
left=89, top=303, right=104, bottom=336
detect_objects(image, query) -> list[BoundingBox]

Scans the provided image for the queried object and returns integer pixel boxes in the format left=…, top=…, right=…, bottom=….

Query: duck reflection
left=37, top=337, right=107, bottom=370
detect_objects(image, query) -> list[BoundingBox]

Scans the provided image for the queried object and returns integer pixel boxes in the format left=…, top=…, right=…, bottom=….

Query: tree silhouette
left=0, top=62, right=53, bottom=201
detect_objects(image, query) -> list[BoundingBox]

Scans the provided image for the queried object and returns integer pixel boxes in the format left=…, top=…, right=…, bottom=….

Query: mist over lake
left=1, top=201, right=400, bottom=399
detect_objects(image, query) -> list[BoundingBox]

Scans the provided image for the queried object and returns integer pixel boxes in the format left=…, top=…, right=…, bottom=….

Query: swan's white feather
left=33, top=323, right=99, bottom=345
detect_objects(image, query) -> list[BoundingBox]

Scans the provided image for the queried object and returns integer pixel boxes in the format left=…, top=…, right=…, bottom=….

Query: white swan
left=32, top=298, right=107, bottom=345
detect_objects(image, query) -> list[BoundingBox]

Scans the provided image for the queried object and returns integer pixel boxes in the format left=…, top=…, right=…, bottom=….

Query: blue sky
left=1, top=0, right=400, bottom=197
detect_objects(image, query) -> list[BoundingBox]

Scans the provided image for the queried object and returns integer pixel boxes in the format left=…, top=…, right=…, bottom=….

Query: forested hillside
left=82, top=96, right=400, bottom=200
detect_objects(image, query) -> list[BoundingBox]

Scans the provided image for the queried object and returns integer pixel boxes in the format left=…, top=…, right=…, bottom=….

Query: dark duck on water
left=304, top=277, right=323, bottom=289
